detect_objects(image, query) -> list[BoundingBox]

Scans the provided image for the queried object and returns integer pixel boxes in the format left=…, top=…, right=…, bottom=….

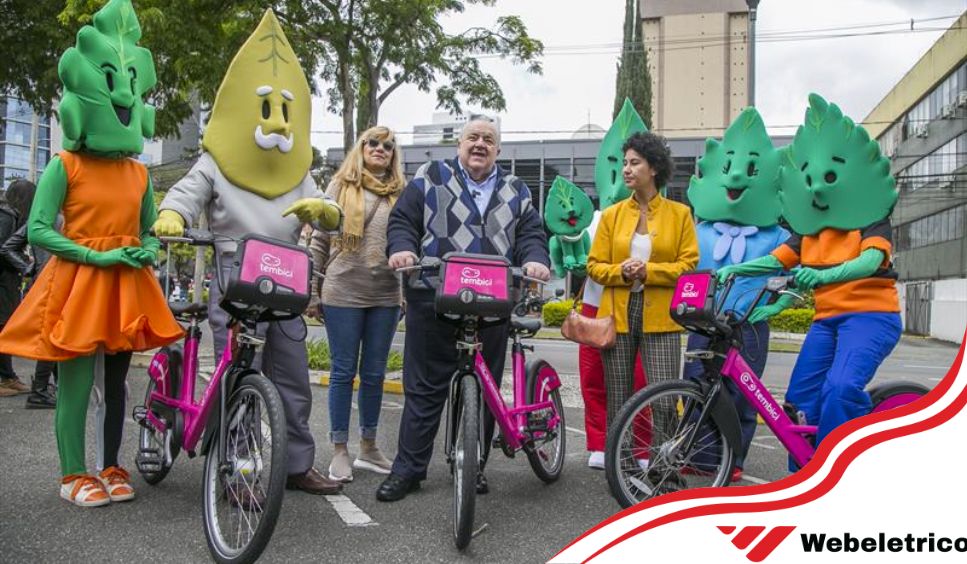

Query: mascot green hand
left=595, top=98, right=648, bottom=209
left=544, top=176, right=594, bottom=277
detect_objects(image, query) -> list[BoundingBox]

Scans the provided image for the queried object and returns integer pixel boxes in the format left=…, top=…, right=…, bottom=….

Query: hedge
left=306, top=338, right=404, bottom=372
left=768, top=308, right=814, bottom=334
left=543, top=300, right=575, bottom=327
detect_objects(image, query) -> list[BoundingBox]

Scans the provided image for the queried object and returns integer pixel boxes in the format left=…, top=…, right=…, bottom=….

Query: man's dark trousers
left=391, top=290, right=509, bottom=481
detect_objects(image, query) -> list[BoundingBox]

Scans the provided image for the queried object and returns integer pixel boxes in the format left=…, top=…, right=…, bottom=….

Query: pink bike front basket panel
left=238, top=238, right=310, bottom=295
left=671, top=271, right=713, bottom=311
left=436, top=254, right=514, bottom=318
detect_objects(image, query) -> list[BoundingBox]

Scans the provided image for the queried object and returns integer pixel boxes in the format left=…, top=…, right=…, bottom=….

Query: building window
left=895, top=204, right=966, bottom=251
left=896, top=133, right=966, bottom=191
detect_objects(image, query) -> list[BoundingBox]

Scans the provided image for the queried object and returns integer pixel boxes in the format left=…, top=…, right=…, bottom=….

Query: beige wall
left=644, top=11, right=749, bottom=139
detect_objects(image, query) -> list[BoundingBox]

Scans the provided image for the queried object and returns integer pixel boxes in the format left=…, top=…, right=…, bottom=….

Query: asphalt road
left=0, top=337, right=958, bottom=563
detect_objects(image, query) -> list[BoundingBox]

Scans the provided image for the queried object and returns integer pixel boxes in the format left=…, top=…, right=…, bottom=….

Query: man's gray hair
left=459, top=115, right=501, bottom=145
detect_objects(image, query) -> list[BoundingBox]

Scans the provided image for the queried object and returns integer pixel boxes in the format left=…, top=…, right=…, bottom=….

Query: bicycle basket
left=669, top=270, right=718, bottom=332
left=435, top=252, right=514, bottom=319
left=220, top=234, right=312, bottom=322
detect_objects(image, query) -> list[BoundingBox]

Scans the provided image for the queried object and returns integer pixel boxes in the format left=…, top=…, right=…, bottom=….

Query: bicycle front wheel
left=202, top=374, right=288, bottom=564
left=605, top=380, right=734, bottom=508
left=453, top=373, right=479, bottom=551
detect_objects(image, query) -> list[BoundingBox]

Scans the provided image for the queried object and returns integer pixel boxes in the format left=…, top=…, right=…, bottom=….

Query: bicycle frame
left=718, top=346, right=816, bottom=468
left=444, top=321, right=562, bottom=457
left=144, top=317, right=243, bottom=454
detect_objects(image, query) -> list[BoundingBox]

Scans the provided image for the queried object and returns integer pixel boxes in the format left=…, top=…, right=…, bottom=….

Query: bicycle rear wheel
left=869, top=381, right=930, bottom=414
left=605, top=380, right=734, bottom=508
left=202, top=374, right=288, bottom=564
left=136, top=376, right=181, bottom=485
left=524, top=359, right=565, bottom=483
left=453, top=373, right=479, bottom=551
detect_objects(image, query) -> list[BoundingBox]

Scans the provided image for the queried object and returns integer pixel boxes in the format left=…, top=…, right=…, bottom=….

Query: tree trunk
left=339, top=58, right=355, bottom=151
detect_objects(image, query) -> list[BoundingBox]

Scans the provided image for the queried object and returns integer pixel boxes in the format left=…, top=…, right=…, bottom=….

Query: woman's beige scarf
left=337, top=168, right=401, bottom=251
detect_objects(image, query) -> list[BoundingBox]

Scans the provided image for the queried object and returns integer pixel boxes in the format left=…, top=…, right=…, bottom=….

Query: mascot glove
left=125, top=247, right=158, bottom=266
left=716, top=264, right=741, bottom=284
left=748, top=303, right=785, bottom=325
left=153, top=210, right=186, bottom=237
left=88, top=247, right=143, bottom=268
left=794, top=267, right=824, bottom=290
left=283, top=198, right=342, bottom=229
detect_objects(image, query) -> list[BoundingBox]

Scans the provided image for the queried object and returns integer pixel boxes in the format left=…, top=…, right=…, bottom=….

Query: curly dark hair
left=622, top=132, right=673, bottom=188
left=4, top=178, right=36, bottom=221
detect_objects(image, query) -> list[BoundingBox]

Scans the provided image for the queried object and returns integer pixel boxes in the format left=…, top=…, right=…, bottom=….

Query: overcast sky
left=309, top=0, right=966, bottom=150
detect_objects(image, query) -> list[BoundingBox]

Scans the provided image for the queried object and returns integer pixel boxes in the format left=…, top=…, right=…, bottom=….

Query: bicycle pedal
left=132, top=405, right=148, bottom=424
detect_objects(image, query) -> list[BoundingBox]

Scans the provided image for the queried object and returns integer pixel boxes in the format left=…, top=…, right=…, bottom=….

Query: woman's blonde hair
left=334, top=126, right=405, bottom=190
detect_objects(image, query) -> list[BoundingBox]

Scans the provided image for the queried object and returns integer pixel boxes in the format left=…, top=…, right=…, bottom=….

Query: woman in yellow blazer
left=587, top=132, right=698, bottom=429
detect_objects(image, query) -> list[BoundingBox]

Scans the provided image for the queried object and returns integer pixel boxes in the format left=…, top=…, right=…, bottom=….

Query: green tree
left=5, top=1, right=542, bottom=151
left=612, top=0, right=652, bottom=128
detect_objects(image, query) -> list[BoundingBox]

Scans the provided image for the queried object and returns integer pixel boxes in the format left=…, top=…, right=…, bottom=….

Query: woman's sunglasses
left=365, top=138, right=395, bottom=152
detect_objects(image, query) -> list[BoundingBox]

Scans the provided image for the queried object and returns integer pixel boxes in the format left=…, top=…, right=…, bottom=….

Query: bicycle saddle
left=510, top=317, right=542, bottom=335
left=168, top=301, right=208, bottom=319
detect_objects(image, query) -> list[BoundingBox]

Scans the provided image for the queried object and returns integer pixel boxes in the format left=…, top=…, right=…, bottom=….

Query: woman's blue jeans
left=322, top=304, right=401, bottom=444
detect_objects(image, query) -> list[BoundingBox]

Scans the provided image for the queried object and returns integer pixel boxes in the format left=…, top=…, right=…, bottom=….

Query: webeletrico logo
left=717, top=525, right=797, bottom=562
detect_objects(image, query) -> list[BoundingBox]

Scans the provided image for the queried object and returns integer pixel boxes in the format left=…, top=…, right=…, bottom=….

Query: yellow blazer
left=587, top=194, right=698, bottom=333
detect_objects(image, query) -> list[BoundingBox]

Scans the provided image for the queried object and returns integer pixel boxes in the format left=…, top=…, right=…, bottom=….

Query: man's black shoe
left=475, top=472, right=489, bottom=495
left=25, top=390, right=56, bottom=409
left=376, top=473, right=420, bottom=502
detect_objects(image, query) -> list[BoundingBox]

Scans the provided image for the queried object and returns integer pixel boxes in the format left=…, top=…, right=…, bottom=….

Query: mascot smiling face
left=780, top=93, right=897, bottom=235
left=687, top=107, right=782, bottom=227
left=202, top=10, right=312, bottom=199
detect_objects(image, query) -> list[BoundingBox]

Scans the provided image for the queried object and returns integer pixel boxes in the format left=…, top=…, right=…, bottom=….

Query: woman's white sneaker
left=587, top=451, right=605, bottom=470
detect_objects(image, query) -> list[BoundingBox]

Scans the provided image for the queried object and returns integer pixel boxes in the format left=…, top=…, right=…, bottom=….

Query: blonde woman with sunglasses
left=310, top=126, right=405, bottom=482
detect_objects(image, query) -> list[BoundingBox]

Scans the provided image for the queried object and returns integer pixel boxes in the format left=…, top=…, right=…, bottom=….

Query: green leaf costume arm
left=139, top=177, right=161, bottom=254
left=796, top=248, right=884, bottom=289
left=717, top=255, right=784, bottom=282
left=748, top=292, right=797, bottom=324
left=27, top=156, right=96, bottom=264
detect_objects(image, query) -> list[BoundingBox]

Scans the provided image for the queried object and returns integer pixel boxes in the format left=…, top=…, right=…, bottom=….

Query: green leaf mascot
left=719, top=94, right=902, bottom=465
left=579, top=98, right=647, bottom=470
left=544, top=176, right=594, bottom=277
left=0, top=0, right=183, bottom=506
left=154, top=10, right=344, bottom=493
left=683, top=107, right=789, bottom=480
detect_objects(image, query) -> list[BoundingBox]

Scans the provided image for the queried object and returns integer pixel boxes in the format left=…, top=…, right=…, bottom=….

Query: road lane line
left=741, top=474, right=769, bottom=485
left=751, top=441, right=776, bottom=450
left=567, top=426, right=587, bottom=436
left=325, top=494, right=377, bottom=527
left=904, top=364, right=952, bottom=370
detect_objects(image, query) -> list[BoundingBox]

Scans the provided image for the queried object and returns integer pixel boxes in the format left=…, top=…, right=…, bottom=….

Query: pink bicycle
left=134, top=231, right=312, bottom=563
left=605, top=271, right=929, bottom=507
left=398, top=253, right=566, bottom=550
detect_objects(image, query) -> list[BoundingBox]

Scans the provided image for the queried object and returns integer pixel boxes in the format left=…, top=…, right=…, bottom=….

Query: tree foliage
left=2, top=1, right=543, bottom=151
left=612, top=0, right=651, bottom=128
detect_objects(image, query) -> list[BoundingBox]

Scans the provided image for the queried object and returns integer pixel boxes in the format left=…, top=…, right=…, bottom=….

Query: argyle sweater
left=387, top=159, right=549, bottom=289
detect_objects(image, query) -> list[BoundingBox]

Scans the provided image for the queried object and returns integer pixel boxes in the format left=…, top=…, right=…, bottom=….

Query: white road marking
left=751, top=441, right=777, bottom=450
left=325, top=494, right=377, bottom=527
left=740, top=474, right=769, bottom=485
left=566, top=426, right=587, bottom=436
left=929, top=377, right=943, bottom=382
left=904, top=365, right=952, bottom=370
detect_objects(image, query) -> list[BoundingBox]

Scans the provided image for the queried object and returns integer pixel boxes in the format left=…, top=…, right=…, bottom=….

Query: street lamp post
left=746, top=0, right=760, bottom=107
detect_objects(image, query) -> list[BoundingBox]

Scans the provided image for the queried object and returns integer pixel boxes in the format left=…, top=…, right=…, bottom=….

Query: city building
left=412, top=111, right=501, bottom=145
left=0, top=97, right=54, bottom=188
left=641, top=0, right=752, bottom=138
left=862, top=13, right=966, bottom=341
